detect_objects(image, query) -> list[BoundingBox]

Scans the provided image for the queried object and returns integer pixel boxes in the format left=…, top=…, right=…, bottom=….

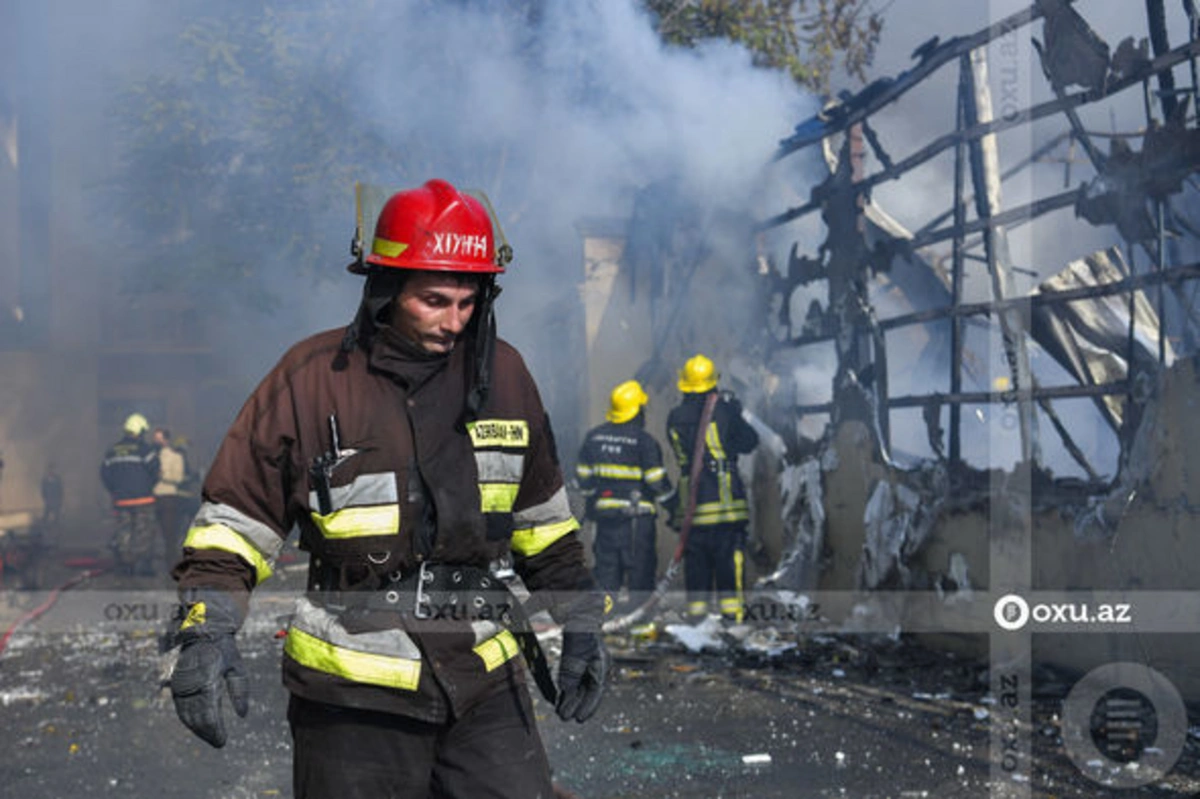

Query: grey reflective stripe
left=193, top=501, right=284, bottom=560
left=307, top=472, right=398, bottom=512
left=470, top=619, right=504, bottom=646
left=105, top=454, right=146, bottom=465
left=474, top=451, right=524, bottom=484
left=513, top=485, right=573, bottom=529
left=290, top=596, right=423, bottom=660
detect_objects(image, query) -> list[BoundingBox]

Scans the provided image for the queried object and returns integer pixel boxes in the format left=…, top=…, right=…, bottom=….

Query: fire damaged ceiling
left=733, top=0, right=1200, bottom=704
left=758, top=0, right=1200, bottom=479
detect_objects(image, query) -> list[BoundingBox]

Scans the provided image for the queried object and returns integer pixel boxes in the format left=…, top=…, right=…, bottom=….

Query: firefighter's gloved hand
left=171, top=633, right=249, bottom=747
left=556, top=631, right=610, bottom=723
left=168, top=588, right=249, bottom=748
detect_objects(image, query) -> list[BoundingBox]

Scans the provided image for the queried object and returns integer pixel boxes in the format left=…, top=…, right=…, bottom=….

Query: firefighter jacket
left=154, top=444, right=188, bottom=497
left=101, top=435, right=159, bottom=507
left=666, top=392, right=759, bottom=527
left=575, top=420, right=673, bottom=520
left=172, top=324, right=591, bottom=723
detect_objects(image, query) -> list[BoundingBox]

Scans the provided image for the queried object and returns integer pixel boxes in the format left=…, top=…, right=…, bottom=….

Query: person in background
left=41, top=462, right=63, bottom=527
left=100, top=413, right=160, bottom=576
left=153, top=427, right=189, bottom=556
left=165, top=178, right=608, bottom=798
left=575, top=379, right=673, bottom=616
left=172, top=434, right=202, bottom=537
left=666, top=354, right=759, bottom=622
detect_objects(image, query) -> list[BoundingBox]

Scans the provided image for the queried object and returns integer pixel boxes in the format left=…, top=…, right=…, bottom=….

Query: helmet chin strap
left=463, top=277, right=500, bottom=424
left=339, top=272, right=407, bottom=356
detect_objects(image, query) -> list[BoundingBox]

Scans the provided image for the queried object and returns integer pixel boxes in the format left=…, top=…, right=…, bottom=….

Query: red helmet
left=356, top=179, right=506, bottom=274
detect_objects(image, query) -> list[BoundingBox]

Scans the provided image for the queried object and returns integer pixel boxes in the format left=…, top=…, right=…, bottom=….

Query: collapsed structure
left=578, top=0, right=1200, bottom=697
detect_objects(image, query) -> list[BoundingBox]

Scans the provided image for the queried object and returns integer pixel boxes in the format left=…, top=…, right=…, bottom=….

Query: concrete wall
left=0, top=351, right=101, bottom=527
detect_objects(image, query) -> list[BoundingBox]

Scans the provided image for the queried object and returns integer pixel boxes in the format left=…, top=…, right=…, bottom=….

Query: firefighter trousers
left=110, top=506, right=159, bottom=576
left=591, top=515, right=657, bottom=600
left=683, top=523, right=747, bottom=619
left=288, top=681, right=555, bottom=799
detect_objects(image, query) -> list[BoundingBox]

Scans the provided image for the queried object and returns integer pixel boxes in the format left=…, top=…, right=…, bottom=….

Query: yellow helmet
left=677, top=354, right=718, bottom=393
left=123, top=412, right=150, bottom=436
left=606, top=380, right=649, bottom=424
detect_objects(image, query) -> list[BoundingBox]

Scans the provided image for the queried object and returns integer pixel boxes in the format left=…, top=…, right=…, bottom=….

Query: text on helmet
left=432, top=232, right=489, bottom=260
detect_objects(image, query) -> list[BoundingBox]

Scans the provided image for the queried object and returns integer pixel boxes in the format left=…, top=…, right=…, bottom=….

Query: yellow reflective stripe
left=718, top=470, right=733, bottom=506
left=731, top=548, right=745, bottom=622
left=706, top=422, right=727, bottom=460
left=691, top=503, right=750, bottom=525
left=511, top=517, right=579, bottom=556
left=473, top=629, right=520, bottom=672
left=372, top=236, right=409, bottom=258
left=184, top=524, right=274, bottom=584
left=575, top=464, right=593, bottom=479
left=479, top=483, right=520, bottom=513
left=644, top=466, right=666, bottom=483
left=180, top=602, right=206, bottom=631
left=285, top=626, right=421, bottom=690
left=467, top=419, right=529, bottom=448
left=687, top=600, right=708, bottom=617
left=311, top=505, right=399, bottom=539
left=592, top=464, right=643, bottom=480
left=593, top=497, right=656, bottom=513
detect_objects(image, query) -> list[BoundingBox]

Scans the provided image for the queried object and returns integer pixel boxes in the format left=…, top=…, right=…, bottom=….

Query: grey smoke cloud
left=51, top=1, right=813, bottom=417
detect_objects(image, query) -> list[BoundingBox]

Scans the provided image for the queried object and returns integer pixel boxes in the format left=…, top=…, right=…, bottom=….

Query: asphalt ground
left=3, top=565, right=1200, bottom=799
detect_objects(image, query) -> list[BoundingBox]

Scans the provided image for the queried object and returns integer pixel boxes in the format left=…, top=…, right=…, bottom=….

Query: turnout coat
left=173, top=324, right=589, bottom=723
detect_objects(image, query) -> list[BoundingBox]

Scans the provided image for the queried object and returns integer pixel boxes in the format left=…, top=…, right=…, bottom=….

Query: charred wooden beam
left=775, top=261, right=1200, bottom=347
left=759, top=37, right=1200, bottom=233
left=792, top=380, right=1132, bottom=416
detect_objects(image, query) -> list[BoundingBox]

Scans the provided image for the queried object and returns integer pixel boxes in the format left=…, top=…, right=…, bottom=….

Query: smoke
left=17, top=0, right=813, bottom=454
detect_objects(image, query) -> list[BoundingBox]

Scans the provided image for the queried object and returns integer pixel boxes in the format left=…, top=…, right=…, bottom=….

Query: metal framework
left=760, top=0, right=1200, bottom=477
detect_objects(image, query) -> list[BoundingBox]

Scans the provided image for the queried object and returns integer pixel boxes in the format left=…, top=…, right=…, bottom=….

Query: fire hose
left=602, top=391, right=718, bottom=633
left=0, top=566, right=108, bottom=658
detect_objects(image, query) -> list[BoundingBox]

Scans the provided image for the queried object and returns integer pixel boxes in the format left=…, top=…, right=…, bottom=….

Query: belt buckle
left=414, top=561, right=433, bottom=619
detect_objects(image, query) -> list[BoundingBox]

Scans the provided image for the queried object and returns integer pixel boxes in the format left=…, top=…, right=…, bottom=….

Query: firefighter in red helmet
left=167, top=179, right=608, bottom=798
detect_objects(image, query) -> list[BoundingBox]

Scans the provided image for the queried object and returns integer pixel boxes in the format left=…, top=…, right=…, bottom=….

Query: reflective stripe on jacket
left=101, top=435, right=159, bottom=505
left=666, top=392, right=759, bottom=527
left=575, top=421, right=673, bottom=519
left=174, top=326, right=588, bottom=723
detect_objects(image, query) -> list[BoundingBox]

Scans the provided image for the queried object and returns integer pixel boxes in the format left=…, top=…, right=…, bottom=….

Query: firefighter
left=152, top=427, right=189, bottom=555
left=100, top=413, right=160, bottom=576
left=666, top=354, right=758, bottom=622
left=575, top=380, right=674, bottom=614
left=167, top=179, right=609, bottom=799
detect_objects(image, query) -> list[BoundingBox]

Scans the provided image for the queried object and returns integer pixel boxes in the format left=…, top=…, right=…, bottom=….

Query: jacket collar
left=367, top=323, right=458, bottom=392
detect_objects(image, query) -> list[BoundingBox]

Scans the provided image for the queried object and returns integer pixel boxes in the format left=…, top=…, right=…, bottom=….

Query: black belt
left=312, top=561, right=559, bottom=704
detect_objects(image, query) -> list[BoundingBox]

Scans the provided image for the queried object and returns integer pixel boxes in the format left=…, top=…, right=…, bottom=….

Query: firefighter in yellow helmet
left=575, top=380, right=674, bottom=613
left=666, top=355, right=758, bottom=621
left=166, top=179, right=607, bottom=798
left=100, top=412, right=161, bottom=576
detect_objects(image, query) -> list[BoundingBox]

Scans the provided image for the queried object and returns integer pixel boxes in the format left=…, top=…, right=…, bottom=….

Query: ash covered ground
left=3, top=564, right=1200, bottom=799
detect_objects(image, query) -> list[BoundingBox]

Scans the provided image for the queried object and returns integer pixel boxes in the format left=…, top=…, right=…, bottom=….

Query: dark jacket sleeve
left=173, top=357, right=300, bottom=604
left=722, top=398, right=759, bottom=455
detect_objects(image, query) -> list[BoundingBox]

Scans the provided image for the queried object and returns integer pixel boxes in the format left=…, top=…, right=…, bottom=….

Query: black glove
left=556, top=631, right=610, bottom=723
left=723, top=392, right=743, bottom=417
left=168, top=589, right=249, bottom=748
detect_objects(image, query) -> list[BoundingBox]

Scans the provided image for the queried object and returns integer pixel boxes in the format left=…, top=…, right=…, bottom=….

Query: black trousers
left=288, top=683, right=555, bottom=799
left=591, top=515, right=657, bottom=599
left=683, top=523, right=747, bottom=618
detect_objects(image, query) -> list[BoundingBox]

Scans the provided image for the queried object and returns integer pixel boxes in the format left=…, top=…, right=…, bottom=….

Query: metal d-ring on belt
left=313, top=558, right=560, bottom=704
